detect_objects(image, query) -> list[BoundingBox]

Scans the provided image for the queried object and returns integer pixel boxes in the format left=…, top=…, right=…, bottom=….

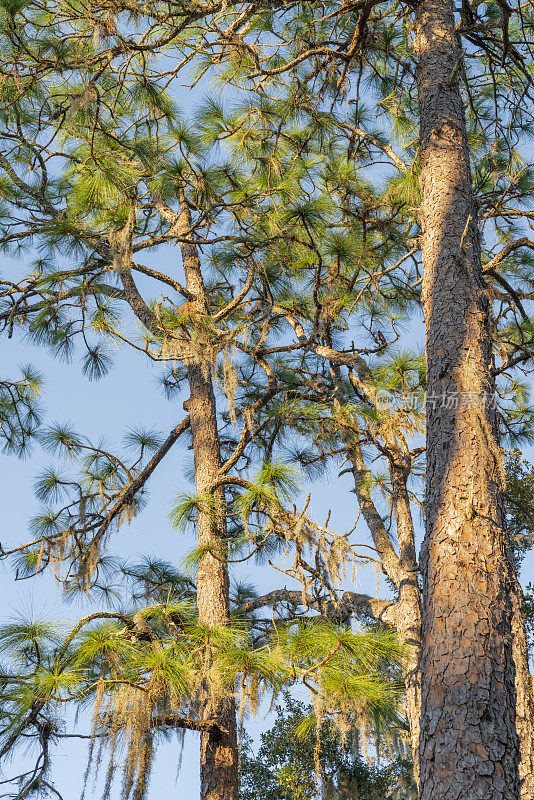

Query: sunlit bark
left=414, top=0, right=519, bottom=796
left=178, top=199, right=239, bottom=800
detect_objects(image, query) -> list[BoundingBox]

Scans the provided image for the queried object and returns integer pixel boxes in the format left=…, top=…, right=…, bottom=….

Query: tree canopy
left=1, top=0, right=534, bottom=798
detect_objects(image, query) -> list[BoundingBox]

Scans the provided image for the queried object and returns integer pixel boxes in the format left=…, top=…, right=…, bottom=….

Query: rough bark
left=178, top=199, right=239, bottom=800
left=414, top=0, right=520, bottom=797
left=327, top=359, right=423, bottom=769
left=348, top=441, right=422, bottom=777
left=110, top=202, right=239, bottom=800
left=390, top=460, right=422, bottom=785
left=511, top=578, right=534, bottom=800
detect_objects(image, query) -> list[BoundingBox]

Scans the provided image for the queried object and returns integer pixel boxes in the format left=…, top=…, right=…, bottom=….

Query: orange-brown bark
left=178, top=200, right=238, bottom=800
left=511, top=578, right=534, bottom=800
left=414, top=0, right=520, bottom=796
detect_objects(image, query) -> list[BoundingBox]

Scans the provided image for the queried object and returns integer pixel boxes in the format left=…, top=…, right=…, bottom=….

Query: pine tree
left=0, top=560, right=405, bottom=800
left=0, top=6, right=409, bottom=799
left=2, top=1, right=534, bottom=799
left=204, top=4, right=534, bottom=796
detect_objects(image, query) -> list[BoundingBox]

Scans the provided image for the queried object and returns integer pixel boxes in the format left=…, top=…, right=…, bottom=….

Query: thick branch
left=237, top=588, right=395, bottom=625
left=152, top=715, right=222, bottom=737
left=79, top=416, right=191, bottom=562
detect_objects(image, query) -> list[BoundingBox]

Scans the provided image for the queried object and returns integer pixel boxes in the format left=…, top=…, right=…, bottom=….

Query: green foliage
left=0, top=616, right=61, bottom=662
left=81, top=342, right=112, bottom=380
left=0, top=0, right=534, bottom=797
left=0, top=599, right=404, bottom=800
left=170, top=492, right=220, bottom=532
left=505, top=450, right=534, bottom=571
left=504, top=451, right=534, bottom=658
left=239, top=697, right=415, bottom=800
left=0, top=366, right=43, bottom=455
left=234, top=462, right=300, bottom=518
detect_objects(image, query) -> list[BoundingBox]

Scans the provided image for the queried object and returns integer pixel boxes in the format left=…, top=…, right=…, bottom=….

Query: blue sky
left=2, top=65, right=534, bottom=800
left=1, top=301, right=390, bottom=798
left=3, top=279, right=534, bottom=798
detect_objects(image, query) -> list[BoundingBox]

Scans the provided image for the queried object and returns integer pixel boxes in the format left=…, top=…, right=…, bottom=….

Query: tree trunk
left=393, top=586, right=422, bottom=788
left=511, top=577, right=534, bottom=800
left=414, top=0, right=520, bottom=797
left=348, top=440, right=422, bottom=780
left=178, top=200, right=239, bottom=800
left=390, top=461, right=422, bottom=785
left=112, top=197, right=240, bottom=800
